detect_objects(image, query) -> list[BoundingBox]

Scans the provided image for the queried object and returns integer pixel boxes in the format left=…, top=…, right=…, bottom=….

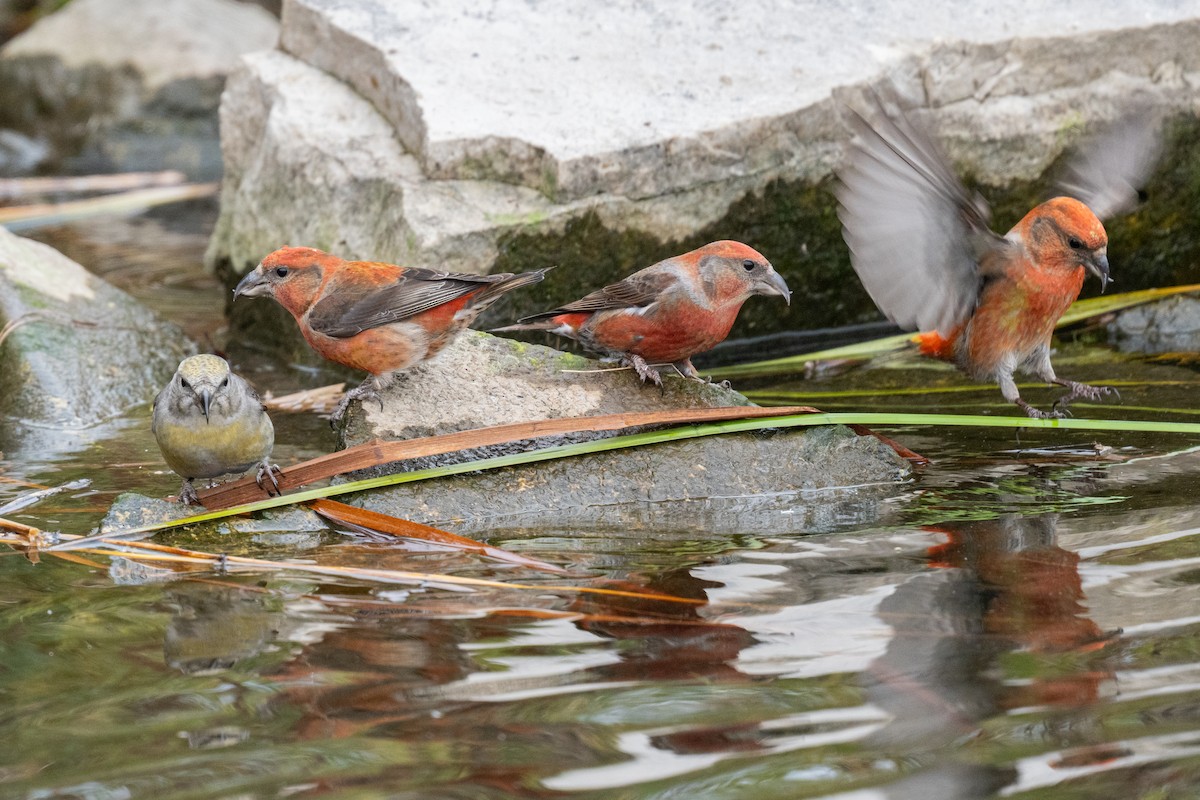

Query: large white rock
left=210, top=1, right=1200, bottom=284
left=278, top=0, right=1199, bottom=200
left=2, top=0, right=278, bottom=91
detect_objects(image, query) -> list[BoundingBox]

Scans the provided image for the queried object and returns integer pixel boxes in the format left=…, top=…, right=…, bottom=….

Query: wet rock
left=0, top=0, right=278, bottom=178
left=1110, top=295, right=1200, bottom=354
left=333, top=331, right=910, bottom=524
left=101, top=491, right=327, bottom=538
left=210, top=1, right=1200, bottom=340
left=0, top=226, right=193, bottom=436
left=348, top=424, right=910, bottom=529
left=0, top=129, right=48, bottom=176
left=99, top=493, right=193, bottom=532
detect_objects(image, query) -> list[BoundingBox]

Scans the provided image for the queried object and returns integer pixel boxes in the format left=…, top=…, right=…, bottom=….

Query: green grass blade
left=55, top=410, right=1200, bottom=551
left=712, top=333, right=914, bottom=379
left=713, top=283, right=1200, bottom=380
left=745, top=379, right=1200, bottom=402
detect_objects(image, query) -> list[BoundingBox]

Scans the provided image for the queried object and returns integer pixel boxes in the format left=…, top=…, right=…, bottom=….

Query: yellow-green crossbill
left=152, top=354, right=280, bottom=505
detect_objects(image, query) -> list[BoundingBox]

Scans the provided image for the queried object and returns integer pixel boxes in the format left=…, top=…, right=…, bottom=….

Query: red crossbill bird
left=234, top=247, right=549, bottom=422
left=153, top=354, right=280, bottom=505
left=837, top=90, right=1161, bottom=418
left=492, top=240, right=791, bottom=385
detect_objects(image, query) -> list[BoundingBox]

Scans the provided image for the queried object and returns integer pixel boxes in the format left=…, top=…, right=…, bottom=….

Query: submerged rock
left=101, top=491, right=327, bottom=540
left=0, top=0, right=278, bottom=178
left=1110, top=295, right=1200, bottom=354
left=0, top=226, right=193, bottom=438
left=348, top=424, right=909, bottom=529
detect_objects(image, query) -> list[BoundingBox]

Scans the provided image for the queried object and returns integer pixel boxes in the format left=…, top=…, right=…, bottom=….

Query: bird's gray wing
left=518, top=269, right=677, bottom=322
left=308, top=268, right=502, bottom=338
left=1054, top=105, right=1164, bottom=220
left=836, top=87, right=1007, bottom=334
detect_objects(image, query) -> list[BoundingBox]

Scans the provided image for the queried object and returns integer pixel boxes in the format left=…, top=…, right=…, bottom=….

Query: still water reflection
left=5, top=433, right=1200, bottom=799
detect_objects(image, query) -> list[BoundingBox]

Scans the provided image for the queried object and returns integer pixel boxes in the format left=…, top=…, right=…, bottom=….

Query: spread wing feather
left=836, top=87, right=1006, bottom=334
left=1055, top=105, right=1163, bottom=220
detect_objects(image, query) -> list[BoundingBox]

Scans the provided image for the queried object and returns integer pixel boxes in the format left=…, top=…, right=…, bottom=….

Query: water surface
left=2, top=210, right=1200, bottom=799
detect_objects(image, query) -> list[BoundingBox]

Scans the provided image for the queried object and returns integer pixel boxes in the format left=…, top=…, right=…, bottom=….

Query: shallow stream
left=2, top=207, right=1199, bottom=799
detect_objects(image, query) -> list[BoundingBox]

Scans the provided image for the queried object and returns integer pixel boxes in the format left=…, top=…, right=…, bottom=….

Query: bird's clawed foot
left=1053, top=380, right=1120, bottom=414
left=628, top=355, right=664, bottom=388
left=178, top=479, right=201, bottom=506
left=670, top=359, right=730, bottom=388
left=256, top=461, right=283, bottom=497
left=329, top=379, right=383, bottom=428
left=1016, top=399, right=1065, bottom=420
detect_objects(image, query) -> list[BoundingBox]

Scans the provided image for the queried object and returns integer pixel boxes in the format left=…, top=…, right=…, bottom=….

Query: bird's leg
left=330, top=374, right=386, bottom=426
left=178, top=478, right=201, bottom=506
left=672, top=359, right=702, bottom=381
left=256, top=459, right=283, bottom=497
left=673, top=358, right=732, bottom=389
left=1000, top=364, right=1063, bottom=419
left=627, top=355, right=663, bottom=388
left=1052, top=379, right=1119, bottom=414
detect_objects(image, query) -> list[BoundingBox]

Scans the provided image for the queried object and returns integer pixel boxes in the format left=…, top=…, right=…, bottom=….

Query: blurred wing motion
left=1055, top=104, right=1164, bottom=220
left=836, top=88, right=1008, bottom=335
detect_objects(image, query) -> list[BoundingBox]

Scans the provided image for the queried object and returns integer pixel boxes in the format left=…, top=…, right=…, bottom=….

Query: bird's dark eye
left=179, top=377, right=190, bottom=390
left=220, top=377, right=229, bottom=388
left=274, top=266, right=289, bottom=278
left=1068, top=237, right=1084, bottom=250
left=742, top=259, right=756, bottom=271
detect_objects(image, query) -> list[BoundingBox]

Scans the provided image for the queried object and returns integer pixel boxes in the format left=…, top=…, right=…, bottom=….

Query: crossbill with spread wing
left=838, top=89, right=1161, bottom=417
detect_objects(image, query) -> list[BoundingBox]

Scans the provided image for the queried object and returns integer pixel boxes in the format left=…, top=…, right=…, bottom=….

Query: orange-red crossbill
left=234, top=247, right=548, bottom=422
left=837, top=91, right=1159, bottom=417
left=493, top=240, right=790, bottom=385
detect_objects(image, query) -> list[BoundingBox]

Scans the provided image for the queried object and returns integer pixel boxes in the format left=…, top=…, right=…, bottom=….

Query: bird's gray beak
left=200, top=388, right=212, bottom=423
left=757, top=270, right=792, bottom=305
left=1087, top=252, right=1111, bottom=294
left=234, top=266, right=270, bottom=299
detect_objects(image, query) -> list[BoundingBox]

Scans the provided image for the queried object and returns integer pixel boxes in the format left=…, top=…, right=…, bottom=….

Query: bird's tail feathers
left=489, top=317, right=559, bottom=334
left=472, top=266, right=553, bottom=309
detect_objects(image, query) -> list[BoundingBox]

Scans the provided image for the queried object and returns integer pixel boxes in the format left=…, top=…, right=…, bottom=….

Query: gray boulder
left=0, top=225, right=193, bottom=444
left=339, top=330, right=749, bottom=447
left=334, top=331, right=911, bottom=525
left=348, top=423, right=909, bottom=530
left=0, top=0, right=279, bottom=178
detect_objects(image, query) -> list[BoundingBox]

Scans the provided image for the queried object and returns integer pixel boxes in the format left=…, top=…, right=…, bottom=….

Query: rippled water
left=2, top=210, right=1200, bottom=799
